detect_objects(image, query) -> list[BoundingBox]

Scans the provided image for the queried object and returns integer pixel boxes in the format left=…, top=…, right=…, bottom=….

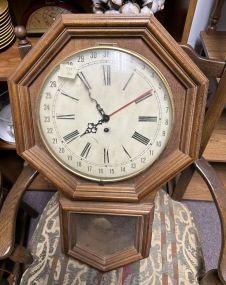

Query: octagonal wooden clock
left=8, top=15, right=208, bottom=271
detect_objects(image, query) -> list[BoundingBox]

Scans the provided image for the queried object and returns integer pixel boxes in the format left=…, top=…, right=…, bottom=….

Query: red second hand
left=109, top=89, right=154, bottom=117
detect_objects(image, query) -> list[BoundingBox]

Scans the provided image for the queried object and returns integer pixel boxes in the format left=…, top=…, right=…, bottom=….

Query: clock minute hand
left=77, top=71, right=91, bottom=91
left=109, top=89, right=154, bottom=117
left=77, top=71, right=109, bottom=120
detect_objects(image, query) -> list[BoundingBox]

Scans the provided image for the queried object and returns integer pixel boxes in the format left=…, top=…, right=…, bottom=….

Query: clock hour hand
left=80, top=119, right=104, bottom=137
left=77, top=71, right=109, bottom=121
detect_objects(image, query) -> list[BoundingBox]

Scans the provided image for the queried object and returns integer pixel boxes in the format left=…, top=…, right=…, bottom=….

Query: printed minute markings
left=122, top=72, right=134, bottom=91
left=77, top=71, right=92, bottom=90
left=60, top=91, right=79, bottom=102
left=122, top=145, right=131, bottom=159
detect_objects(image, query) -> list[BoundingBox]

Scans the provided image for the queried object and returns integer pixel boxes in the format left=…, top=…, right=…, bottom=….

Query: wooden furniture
left=180, top=0, right=198, bottom=44
left=7, top=14, right=207, bottom=271
left=164, top=0, right=198, bottom=43
left=172, top=45, right=226, bottom=199
left=182, top=0, right=226, bottom=201
left=19, top=189, right=205, bottom=285
left=184, top=109, right=226, bottom=201
left=0, top=163, right=38, bottom=284
left=0, top=2, right=224, bottom=282
left=170, top=45, right=226, bottom=284
left=200, top=0, right=226, bottom=60
left=0, top=29, right=44, bottom=284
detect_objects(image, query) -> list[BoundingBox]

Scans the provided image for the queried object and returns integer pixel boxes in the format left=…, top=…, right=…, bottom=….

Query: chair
left=0, top=164, right=38, bottom=284
left=173, top=4, right=226, bottom=282
left=200, top=0, right=226, bottom=60
left=1, top=28, right=226, bottom=285
left=171, top=46, right=226, bottom=285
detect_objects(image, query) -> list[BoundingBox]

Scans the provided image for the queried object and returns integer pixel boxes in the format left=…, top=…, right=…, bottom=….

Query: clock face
left=26, top=6, right=71, bottom=33
left=37, top=47, right=173, bottom=182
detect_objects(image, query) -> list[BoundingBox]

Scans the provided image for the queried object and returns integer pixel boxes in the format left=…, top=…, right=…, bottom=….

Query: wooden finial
left=14, top=26, right=32, bottom=59
left=15, top=26, right=29, bottom=45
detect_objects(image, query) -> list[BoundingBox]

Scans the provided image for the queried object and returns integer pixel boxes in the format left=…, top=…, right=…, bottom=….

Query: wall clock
left=8, top=14, right=207, bottom=270
left=21, top=0, right=84, bottom=34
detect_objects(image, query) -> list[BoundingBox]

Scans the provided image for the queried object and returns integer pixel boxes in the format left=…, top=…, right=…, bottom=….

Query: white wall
left=187, top=0, right=226, bottom=50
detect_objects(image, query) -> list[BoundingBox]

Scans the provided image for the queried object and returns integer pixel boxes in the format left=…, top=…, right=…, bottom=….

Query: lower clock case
left=59, top=191, right=155, bottom=271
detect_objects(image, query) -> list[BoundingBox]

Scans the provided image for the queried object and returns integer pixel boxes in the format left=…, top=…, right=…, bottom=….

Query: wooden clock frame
left=8, top=14, right=208, bottom=203
left=8, top=14, right=208, bottom=271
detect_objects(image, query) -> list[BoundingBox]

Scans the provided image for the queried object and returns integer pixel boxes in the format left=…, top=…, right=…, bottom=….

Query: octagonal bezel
left=8, top=15, right=208, bottom=202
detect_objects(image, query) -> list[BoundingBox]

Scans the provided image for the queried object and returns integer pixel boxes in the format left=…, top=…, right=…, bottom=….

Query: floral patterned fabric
left=20, top=190, right=205, bottom=285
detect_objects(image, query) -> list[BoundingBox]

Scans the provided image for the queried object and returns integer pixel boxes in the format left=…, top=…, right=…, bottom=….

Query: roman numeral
left=63, top=130, right=79, bottom=143
left=104, top=148, right=110, bottom=163
left=80, top=142, right=92, bottom=158
left=122, top=73, right=134, bottom=91
left=61, top=92, right=79, bottom=102
left=132, top=131, right=150, bottom=145
left=138, top=116, right=157, bottom=122
left=135, top=92, right=152, bottom=104
left=122, top=145, right=131, bottom=159
left=103, top=65, right=111, bottom=86
left=78, top=71, right=92, bottom=90
left=56, top=114, right=75, bottom=120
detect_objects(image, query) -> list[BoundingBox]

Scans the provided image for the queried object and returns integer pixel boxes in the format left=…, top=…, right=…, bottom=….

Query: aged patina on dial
left=38, top=46, right=173, bottom=182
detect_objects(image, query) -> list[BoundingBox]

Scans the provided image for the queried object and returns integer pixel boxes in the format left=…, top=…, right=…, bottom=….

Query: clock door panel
left=71, top=214, right=137, bottom=256
left=60, top=193, right=154, bottom=271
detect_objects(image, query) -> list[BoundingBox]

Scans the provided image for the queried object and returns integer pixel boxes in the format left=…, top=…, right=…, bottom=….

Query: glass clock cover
left=38, top=47, right=173, bottom=182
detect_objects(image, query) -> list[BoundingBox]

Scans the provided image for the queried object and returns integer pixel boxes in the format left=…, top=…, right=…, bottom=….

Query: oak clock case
left=8, top=15, right=207, bottom=270
left=38, top=46, right=173, bottom=183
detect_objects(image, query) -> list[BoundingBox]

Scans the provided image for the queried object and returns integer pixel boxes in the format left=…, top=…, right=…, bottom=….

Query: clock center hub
left=104, top=128, right=110, bottom=133
left=102, top=114, right=110, bottom=122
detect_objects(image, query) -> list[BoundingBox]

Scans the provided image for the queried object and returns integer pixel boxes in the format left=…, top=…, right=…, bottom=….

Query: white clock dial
left=38, top=47, right=173, bottom=182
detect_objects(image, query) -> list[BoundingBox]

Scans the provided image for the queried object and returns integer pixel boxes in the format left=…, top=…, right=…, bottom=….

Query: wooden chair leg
left=171, top=164, right=195, bottom=200
left=200, top=269, right=224, bottom=285
left=11, top=262, right=21, bottom=285
left=20, top=201, right=39, bottom=218
left=10, top=245, right=33, bottom=264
